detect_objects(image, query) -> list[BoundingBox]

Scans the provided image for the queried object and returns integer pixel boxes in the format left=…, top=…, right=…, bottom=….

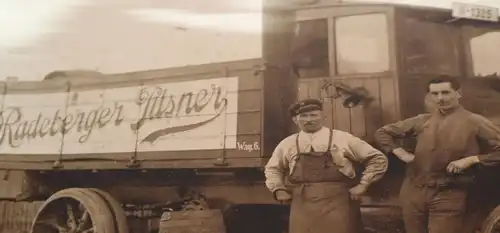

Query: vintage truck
left=1, top=1, right=500, bottom=233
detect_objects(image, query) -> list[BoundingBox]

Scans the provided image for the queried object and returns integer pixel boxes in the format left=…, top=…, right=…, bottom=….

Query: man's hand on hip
left=392, top=148, right=415, bottom=163
left=275, top=190, right=292, bottom=202
left=447, top=156, right=480, bottom=173
left=349, top=184, right=368, bottom=201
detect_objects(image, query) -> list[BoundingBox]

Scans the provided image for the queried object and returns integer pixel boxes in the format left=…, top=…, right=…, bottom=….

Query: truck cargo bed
left=0, top=59, right=270, bottom=170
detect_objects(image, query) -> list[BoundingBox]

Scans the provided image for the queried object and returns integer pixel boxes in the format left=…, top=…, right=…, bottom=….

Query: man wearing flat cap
left=264, top=98, right=389, bottom=233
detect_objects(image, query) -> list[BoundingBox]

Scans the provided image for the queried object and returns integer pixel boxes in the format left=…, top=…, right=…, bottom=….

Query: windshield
left=291, top=13, right=390, bottom=78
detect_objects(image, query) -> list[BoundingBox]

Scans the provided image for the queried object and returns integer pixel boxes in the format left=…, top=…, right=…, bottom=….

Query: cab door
left=292, top=4, right=399, bottom=142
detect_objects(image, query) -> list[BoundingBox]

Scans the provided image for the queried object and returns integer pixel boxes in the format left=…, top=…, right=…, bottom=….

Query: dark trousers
left=400, top=178, right=467, bottom=233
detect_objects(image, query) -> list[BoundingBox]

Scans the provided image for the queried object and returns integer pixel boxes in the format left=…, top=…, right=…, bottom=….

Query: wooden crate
left=159, top=210, right=226, bottom=233
left=0, top=201, right=42, bottom=233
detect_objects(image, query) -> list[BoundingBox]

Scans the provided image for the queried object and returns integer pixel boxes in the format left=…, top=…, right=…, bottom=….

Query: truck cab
left=289, top=1, right=500, bottom=137
left=284, top=1, right=500, bottom=232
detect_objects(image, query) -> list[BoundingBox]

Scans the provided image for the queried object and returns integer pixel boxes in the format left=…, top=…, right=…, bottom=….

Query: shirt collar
left=433, top=105, right=464, bottom=118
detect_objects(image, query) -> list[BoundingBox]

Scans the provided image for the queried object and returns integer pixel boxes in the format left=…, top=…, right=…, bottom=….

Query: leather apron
left=288, top=130, right=362, bottom=233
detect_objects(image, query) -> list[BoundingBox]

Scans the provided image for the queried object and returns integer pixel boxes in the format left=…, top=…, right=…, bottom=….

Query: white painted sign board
left=452, top=2, right=499, bottom=22
left=0, top=77, right=239, bottom=154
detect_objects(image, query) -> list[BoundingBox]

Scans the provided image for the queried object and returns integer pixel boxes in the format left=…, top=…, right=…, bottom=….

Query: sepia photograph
left=0, top=0, right=499, bottom=232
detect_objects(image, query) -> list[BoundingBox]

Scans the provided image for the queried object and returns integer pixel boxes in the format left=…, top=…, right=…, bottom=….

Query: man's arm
left=474, top=116, right=500, bottom=166
left=343, top=132, right=388, bottom=187
left=374, top=114, right=430, bottom=155
left=264, top=142, right=290, bottom=194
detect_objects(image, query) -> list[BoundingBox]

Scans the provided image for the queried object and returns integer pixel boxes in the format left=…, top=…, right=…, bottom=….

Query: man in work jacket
left=374, top=75, right=500, bottom=233
left=264, top=98, right=389, bottom=233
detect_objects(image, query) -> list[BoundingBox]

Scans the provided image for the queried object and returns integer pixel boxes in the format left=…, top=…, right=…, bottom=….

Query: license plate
left=452, top=2, right=499, bottom=22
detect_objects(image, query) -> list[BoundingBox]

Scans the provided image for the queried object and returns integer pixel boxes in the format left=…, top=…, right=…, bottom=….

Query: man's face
left=293, top=110, right=323, bottom=133
left=428, top=82, right=461, bottom=110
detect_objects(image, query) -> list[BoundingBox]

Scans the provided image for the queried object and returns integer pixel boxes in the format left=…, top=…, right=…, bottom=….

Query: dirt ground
left=223, top=205, right=406, bottom=233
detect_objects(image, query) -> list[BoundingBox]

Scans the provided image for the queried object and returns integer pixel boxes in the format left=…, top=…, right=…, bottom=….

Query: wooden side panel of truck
left=0, top=59, right=274, bottom=171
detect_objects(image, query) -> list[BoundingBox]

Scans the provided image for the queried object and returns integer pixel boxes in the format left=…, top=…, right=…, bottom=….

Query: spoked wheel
left=90, top=188, right=129, bottom=233
left=481, top=205, right=500, bottom=233
left=29, top=188, right=123, bottom=233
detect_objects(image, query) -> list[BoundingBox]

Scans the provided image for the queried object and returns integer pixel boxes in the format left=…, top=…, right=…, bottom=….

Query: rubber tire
left=90, top=188, right=130, bottom=233
left=30, top=188, right=116, bottom=233
left=480, top=205, right=500, bottom=233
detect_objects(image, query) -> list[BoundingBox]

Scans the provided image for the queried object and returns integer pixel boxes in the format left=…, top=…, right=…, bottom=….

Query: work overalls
left=288, top=130, right=362, bottom=233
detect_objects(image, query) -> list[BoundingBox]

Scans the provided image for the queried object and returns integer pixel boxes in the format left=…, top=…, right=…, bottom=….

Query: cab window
left=291, top=19, right=329, bottom=78
left=335, top=13, right=390, bottom=75
left=468, top=30, right=500, bottom=76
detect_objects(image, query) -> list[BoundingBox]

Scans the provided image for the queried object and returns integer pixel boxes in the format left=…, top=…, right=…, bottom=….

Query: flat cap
left=288, top=98, right=323, bottom=117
